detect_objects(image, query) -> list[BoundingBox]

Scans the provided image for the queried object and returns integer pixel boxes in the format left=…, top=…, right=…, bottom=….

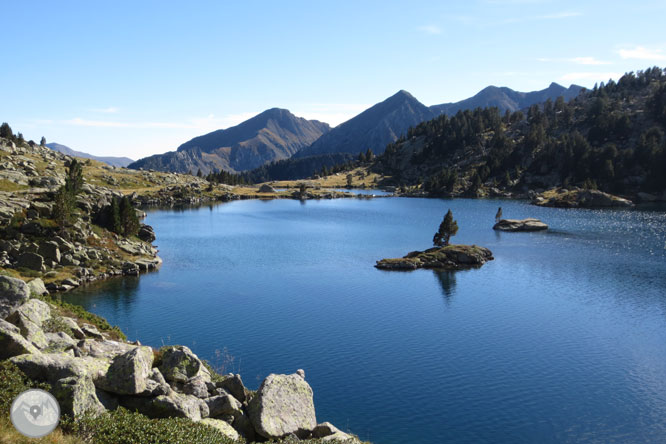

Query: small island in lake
left=375, top=244, right=494, bottom=271
left=376, top=209, right=494, bottom=271
left=493, top=218, right=548, bottom=232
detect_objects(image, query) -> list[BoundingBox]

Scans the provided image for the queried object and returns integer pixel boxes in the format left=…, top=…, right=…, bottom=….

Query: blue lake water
left=63, top=198, right=666, bottom=444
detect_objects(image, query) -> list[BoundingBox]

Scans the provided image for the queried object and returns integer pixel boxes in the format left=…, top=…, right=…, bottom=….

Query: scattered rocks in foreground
left=493, top=218, right=548, bottom=232
left=532, top=188, right=634, bottom=208
left=1, top=292, right=361, bottom=442
left=375, top=244, right=493, bottom=271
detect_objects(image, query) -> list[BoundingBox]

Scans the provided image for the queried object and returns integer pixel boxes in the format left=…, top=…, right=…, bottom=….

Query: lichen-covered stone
left=205, top=394, right=242, bottom=418
left=0, top=275, right=30, bottom=319
left=216, top=373, right=248, bottom=403
left=97, top=346, right=153, bottom=395
left=158, top=345, right=210, bottom=383
left=10, top=352, right=88, bottom=381
left=27, top=278, right=48, bottom=296
left=80, top=323, right=104, bottom=339
left=8, top=312, right=49, bottom=349
left=120, top=392, right=207, bottom=421
left=183, top=374, right=210, bottom=398
left=10, top=299, right=51, bottom=327
left=200, top=418, right=240, bottom=440
left=248, top=372, right=317, bottom=439
left=52, top=376, right=105, bottom=418
left=76, top=339, right=135, bottom=359
left=45, top=331, right=77, bottom=351
left=61, top=317, right=86, bottom=339
left=0, top=318, right=41, bottom=358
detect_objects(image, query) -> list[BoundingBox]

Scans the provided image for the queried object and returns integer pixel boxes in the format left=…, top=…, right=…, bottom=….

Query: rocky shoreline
left=375, top=245, right=494, bottom=271
left=0, top=275, right=361, bottom=442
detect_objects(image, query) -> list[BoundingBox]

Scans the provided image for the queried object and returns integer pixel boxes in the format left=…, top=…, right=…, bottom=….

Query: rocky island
left=493, top=218, right=548, bottom=232
left=375, top=244, right=493, bottom=271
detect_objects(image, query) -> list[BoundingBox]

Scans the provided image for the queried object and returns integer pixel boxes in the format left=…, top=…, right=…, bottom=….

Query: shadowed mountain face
left=293, top=90, right=436, bottom=158
left=46, top=143, right=134, bottom=167
left=430, top=82, right=583, bottom=116
left=128, top=108, right=330, bottom=174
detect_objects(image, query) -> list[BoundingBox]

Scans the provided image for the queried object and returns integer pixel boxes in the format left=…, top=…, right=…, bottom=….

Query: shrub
left=62, top=408, right=240, bottom=444
left=0, top=361, right=50, bottom=415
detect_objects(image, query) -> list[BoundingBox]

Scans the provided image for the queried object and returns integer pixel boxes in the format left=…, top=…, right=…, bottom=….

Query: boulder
left=10, top=352, right=88, bottom=382
left=120, top=392, right=207, bottom=421
left=7, top=312, right=49, bottom=349
left=138, top=369, right=171, bottom=397
left=0, top=318, right=41, bottom=358
left=138, top=225, right=156, bottom=243
left=183, top=375, right=210, bottom=398
left=205, top=394, right=243, bottom=418
left=312, top=422, right=360, bottom=443
left=76, top=339, right=135, bottom=359
left=45, top=332, right=78, bottom=351
left=97, top=346, right=153, bottom=395
left=61, top=317, right=86, bottom=339
left=52, top=376, right=106, bottom=418
left=80, top=323, right=104, bottom=339
left=200, top=418, right=241, bottom=441
left=232, top=413, right=257, bottom=442
left=158, top=345, right=210, bottom=384
left=0, top=275, right=30, bottom=319
left=248, top=372, right=317, bottom=439
left=17, top=252, right=44, bottom=271
left=216, top=374, right=248, bottom=403
left=38, top=241, right=61, bottom=264
left=493, top=218, right=548, bottom=232
left=27, top=278, right=48, bottom=296
left=376, top=245, right=494, bottom=271
left=8, top=298, right=51, bottom=327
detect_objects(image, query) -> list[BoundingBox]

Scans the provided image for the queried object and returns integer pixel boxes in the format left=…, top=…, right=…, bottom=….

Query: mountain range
left=46, top=143, right=134, bottom=167
left=128, top=109, right=329, bottom=174
left=128, top=82, right=583, bottom=177
left=430, top=82, right=582, bottom=116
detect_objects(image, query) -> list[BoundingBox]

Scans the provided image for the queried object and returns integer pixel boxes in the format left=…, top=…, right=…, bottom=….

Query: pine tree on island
left=433, top=209, right=459, bottom=247
left=495, top=207, right=503, bottom=223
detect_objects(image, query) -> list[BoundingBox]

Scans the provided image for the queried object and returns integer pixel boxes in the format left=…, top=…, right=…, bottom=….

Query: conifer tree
left=433, top=209, right=459, bottom=247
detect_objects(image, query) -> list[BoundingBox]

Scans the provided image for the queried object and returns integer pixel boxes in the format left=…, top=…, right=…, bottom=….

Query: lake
left=63, top=197, right=666, bottom=444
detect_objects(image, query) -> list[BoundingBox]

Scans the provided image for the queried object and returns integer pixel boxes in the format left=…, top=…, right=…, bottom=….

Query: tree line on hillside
left=1, top=122, right=47, bottom=148
left=375, top=67, right=666, bottom=196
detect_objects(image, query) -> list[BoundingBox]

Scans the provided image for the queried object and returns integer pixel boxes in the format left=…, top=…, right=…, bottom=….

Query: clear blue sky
left=3, top=0, right=665, bottom=159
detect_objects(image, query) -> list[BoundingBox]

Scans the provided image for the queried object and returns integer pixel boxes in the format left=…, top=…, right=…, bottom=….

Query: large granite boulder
left=0, top=318, right=41, bottom=358
left=7, top=311, right=48, bottom=349
left=45, top=332, right=77, bottom=351
left=10, top=352, right=88, bottom=381
left=200, top=418, right=241, bottom=441
left=248, top=371, right=317, bottom=439
left=97, top=346, right=153, bottom=395
left=258, top=184, right=276, bottom=193
left=0, top=275, right=30, bottom=319
left=137, top=224, right=156, bottom=242
left=493, top=218, right=548, bottom=232
left=76, top=339, right=135, bottom=359
left=52, top=376, right=106, bottom=418
left=158, top=345, right=210, bottom=384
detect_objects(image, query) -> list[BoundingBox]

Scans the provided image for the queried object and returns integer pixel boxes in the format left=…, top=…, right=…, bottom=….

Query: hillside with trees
left=373, top=67, right=666, bottom=199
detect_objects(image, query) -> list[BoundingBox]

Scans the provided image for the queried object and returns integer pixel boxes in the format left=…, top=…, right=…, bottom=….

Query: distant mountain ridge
left=128, top=108, right=329, bottom=174
left=430, top=82, right=583, bottom=116
left=46, top=143, right=134, bottom=167
left=294, top=90, right=436, bottom=158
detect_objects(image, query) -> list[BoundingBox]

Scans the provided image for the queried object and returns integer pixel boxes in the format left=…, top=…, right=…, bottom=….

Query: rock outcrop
left=493, top=218, right=548, bottom=231
left=248, top=371, right=317, bottom=439
left=376, top=244, right=494, bottom=271
left=0, top=275, right=30, bottom=318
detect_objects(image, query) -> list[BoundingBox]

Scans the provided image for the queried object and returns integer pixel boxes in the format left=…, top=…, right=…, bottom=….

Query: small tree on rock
left=433, top=209, right=458, bottom=247
left=346, top=173, right=353, bottom=188
left=65, top=159, right=84, bottom=195
left=40, top=136, right=46, bottom=147
left=495, top=207, right=503, bottom=223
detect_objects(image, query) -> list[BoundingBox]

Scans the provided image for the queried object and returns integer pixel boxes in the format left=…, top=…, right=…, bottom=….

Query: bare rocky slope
left=129, top=108, right=330, bottom=175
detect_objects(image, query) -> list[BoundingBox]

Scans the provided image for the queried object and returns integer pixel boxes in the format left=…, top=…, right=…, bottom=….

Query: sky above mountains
left=4, top=0, right=665, bottom=158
